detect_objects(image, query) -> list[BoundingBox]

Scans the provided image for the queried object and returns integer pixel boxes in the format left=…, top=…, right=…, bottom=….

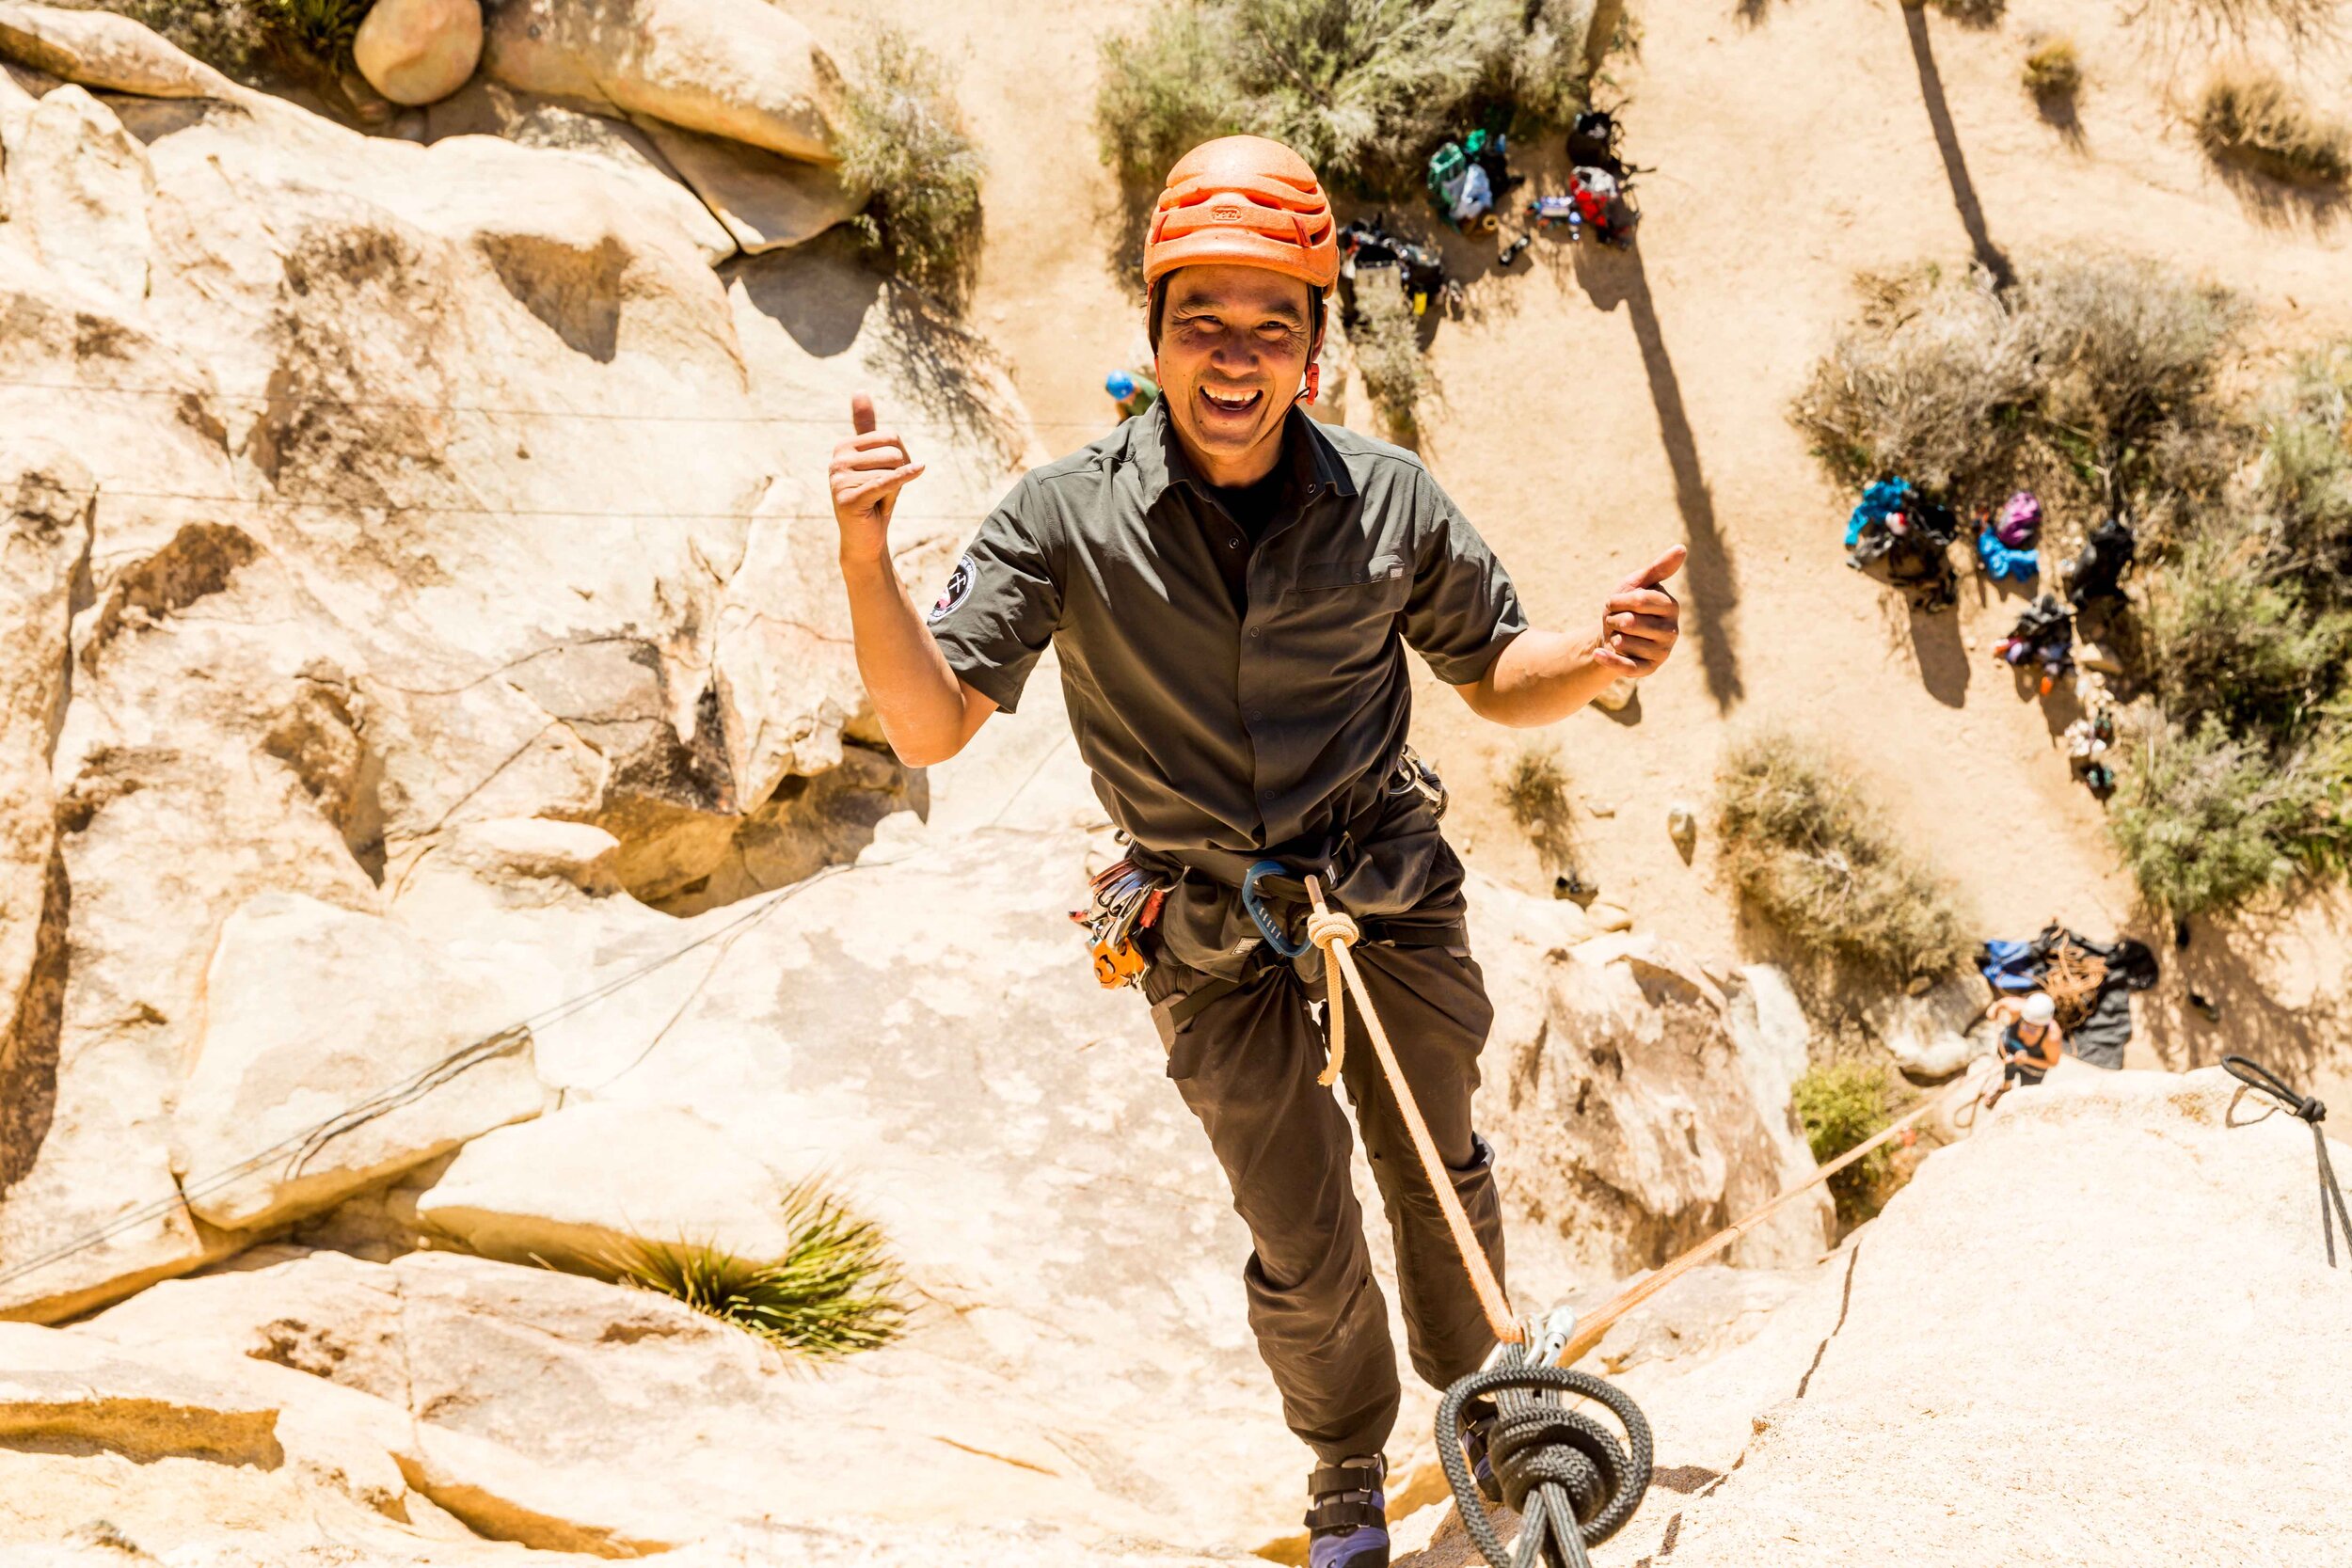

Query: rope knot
left=1306, top=908, right=1360, bottom=951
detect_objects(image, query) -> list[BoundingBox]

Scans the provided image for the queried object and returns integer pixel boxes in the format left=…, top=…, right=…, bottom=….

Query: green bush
left=1346, top=276, right=1429, bottom=441
left=2106, top=720, right=2317, bottom=917
left=2146, top=538, right=2352, bottom=736
left=1094, top=0, right=1591, bottom=205
left=2197, top=69, right=2350, bottom=186
left=607, top=1182, right=906, bottom=1358
left=1714, top=732, right=1972, bottom=981
left=2258, top=349, right=2352, bottom=591
left=836, top=28, right=987, bottom=309
left=1791, top=1059, right=1899, bottom=1226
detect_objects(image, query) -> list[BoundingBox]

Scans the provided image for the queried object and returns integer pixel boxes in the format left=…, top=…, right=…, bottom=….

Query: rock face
left=483, top=0, right=850, bottom=164
left=1392, top=1067, right=2352, bottom=1566
left=0, top=13, right=1029, bottom=1323
left=353, top=0, right=485, bottom=107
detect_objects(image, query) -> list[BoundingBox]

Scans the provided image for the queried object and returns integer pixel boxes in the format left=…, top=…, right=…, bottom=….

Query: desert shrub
left=1095, top=0, right=1592, bottom=205
left=1714, top=732, right=1972, bottom=981
left=1792, top=255, right=2237, bottom=522
left=2196, top=69, right=2350, bottom=185
left=2122, top=0, right=2342, bottom=42
left=2022, top=38, right=2082, bottom=98
left=2106, top=720, right=2319, bottom=917
left=2258, top=349, right=2352, bottom=590
left=1788, top=266, right=2035, bottom=511
left=1346, top=277, right=1430, bottom=440
left=1500, top=742, right=1576, bottom=871
left=2146, top=540, right=2352, bottom=736
left=607, top=1182, right=905, bottom=1358
left=65, top=0, right=362, bottom=74
left=836, top=28, right=987, bottom=309
left=1791, top=1059, right=1899, bottom=1226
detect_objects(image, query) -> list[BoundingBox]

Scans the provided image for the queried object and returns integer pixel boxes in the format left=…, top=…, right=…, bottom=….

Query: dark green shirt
left=926, top=398, right=1526, bottom=879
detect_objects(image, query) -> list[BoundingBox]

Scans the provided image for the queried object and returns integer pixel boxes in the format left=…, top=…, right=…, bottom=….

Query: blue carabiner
left=1241, top=859, right=1306, bottom=958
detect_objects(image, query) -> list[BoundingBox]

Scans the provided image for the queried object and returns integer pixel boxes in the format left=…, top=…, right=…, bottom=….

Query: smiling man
left=830, top=136, right=1682, bottom=1568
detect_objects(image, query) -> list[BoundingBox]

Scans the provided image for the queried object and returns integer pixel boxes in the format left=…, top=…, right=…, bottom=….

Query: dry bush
left=1094, top=0, right=1594, bottom=211
left=2106, top=719, right=2324, bottom=917
left=2146, top=531, right=2352, bottom=737
left=2122, top=0, right=2343, bottom=45
left=836, top=27, right=987, bottom=309
left=2196, top=69, right=2351, bottom=185
left=1788, top=266, right=2035, bottom=512
left=2022, top=37, right=2082, bottom=99
left=1792, top=255, right=2238, bottom=524
left=1929, top=0, right=2008, bottom=26
left=1714, top=732, right=1973, bottom=982
left=1346, top=276, right=1430, bottom=442
left=2258, top=346, right=2352, bottom=589
left=1500, top=743, right=1576, bottom=872
left=62, top=0, right=362, bottom=75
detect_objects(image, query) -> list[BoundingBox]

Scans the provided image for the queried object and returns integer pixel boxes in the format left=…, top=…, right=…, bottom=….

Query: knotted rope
left=2223, top=1054, right=2352, bottom=1268
left=1304, top=876, right=1518, bottom=1344
left=1302, top=876, right=1651, bottom=1565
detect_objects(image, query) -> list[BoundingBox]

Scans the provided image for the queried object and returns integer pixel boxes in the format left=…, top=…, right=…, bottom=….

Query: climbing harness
left=2222, top=1054, right=2352, bottom=1268
left=1071, top=858, right=1171, bottom=989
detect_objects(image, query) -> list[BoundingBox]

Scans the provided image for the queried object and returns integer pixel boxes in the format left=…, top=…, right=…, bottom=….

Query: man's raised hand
left=1596, top=545, right=1686, bottom=675
left=831, top=391, right=926, bottom=564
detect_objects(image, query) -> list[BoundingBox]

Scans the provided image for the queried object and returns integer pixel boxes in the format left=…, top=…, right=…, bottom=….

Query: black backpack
left=1567, top=111, right=1617, bottom=167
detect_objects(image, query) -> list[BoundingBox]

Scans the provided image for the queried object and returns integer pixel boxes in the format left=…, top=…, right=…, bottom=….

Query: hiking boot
left=1460, top=1397, right=1504, bottom=1506
left=1306, top=1456, right=1388, bottom=1568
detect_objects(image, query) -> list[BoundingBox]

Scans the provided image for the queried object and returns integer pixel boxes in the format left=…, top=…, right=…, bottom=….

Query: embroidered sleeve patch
left=927, top=554, right=976, bottom=625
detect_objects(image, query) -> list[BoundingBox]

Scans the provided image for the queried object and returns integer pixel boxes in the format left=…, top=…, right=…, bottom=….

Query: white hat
left=2022, top=992, right=2057, bottom=1026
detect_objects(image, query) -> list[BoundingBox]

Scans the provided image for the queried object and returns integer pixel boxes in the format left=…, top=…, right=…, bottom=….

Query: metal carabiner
left=1241, top=859, right=1306, bottom=959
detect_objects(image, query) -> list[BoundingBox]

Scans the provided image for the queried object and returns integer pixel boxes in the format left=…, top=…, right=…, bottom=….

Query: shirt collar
left=1128, top=394, right=1359, bottom=514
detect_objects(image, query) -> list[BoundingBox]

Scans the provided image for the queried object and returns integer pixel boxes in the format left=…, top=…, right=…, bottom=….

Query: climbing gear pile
left=2222, top=1054, right=2351, bottom=1267
left=1070, top=858, right=1170, bottom=989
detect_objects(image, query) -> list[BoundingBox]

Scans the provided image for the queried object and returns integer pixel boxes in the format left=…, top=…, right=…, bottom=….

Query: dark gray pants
left=1147, top=942, right=1506, bottom=1464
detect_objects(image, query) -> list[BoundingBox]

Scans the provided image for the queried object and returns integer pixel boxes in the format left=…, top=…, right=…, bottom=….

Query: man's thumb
left=850, top=391, right=877, bottom=436
left=1626, top=544, right=1688, bottom=590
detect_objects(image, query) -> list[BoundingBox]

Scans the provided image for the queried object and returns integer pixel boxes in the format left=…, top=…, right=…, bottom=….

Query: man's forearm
left=840, top=550, right=981, bottom=767
left=1456, top=628, right=1624, bottom=727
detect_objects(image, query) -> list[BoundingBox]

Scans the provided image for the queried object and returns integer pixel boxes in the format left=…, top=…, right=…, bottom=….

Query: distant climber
left=828, top=134, right=1685, bottom=1568
left=1981, top=991, right=2065, bottom=1108
left=1106, top=367, right=1158, bottom=420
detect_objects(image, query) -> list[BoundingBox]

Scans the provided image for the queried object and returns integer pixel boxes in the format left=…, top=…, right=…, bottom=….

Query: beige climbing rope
left=1304, top=875, right=1524, bottom=1346
left=1548, top=1064, right=1992, bottom=1370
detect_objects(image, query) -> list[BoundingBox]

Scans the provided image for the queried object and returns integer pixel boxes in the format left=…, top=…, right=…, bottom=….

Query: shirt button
left=1261, top=789, right=1275, bottom=800
left=1226, top=540, right=1239, bottom=549
left=1248, top=710, right=1263, bottom=721
left=1248, top=627, right=1261, bottom=638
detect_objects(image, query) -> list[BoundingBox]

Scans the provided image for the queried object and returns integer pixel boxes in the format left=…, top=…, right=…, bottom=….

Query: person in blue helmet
left=1106, top=366, right=1159, bottom=420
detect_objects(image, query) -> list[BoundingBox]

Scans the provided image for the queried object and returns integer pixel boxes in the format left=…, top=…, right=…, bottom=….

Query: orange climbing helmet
left=1142, top=135, right=1339, bottom=294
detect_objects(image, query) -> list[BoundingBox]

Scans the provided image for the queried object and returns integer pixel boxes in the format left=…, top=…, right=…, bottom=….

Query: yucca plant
left=607, top=1181, right=907, bottom=1359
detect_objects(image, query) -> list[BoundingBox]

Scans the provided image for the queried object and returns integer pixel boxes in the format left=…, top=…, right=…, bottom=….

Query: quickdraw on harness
left=1070, top=858, right=1170, bottom=989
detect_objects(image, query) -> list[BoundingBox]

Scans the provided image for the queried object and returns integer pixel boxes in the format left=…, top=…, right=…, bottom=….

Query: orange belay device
left=1071, top=859, right=1169, bottom=989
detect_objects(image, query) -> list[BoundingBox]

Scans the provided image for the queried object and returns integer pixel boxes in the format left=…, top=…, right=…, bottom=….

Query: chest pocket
left=1288, top=553, right=1406, bottom=598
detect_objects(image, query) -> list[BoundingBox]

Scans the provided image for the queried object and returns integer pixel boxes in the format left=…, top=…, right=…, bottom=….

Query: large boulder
left=0, top=2, right=241, bottom=99
left=171, top=893, right=547, bottom=1232
left=415, top=1101, right=797, bottom=1266
left=636, top=114, right=867, bottom=254
left=353, top=0, right=485, bottom=107
left=482, top=0, right=850, bottom=164
left=0, top=29, right=1029, bottom=1323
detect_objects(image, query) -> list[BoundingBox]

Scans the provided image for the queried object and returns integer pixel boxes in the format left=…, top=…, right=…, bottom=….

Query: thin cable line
left=0, top=376, right=1120, bottom=430
left=47, top=485, right=991, bottom=525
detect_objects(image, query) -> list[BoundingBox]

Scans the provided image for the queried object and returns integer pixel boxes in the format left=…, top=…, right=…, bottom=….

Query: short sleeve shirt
left=925, top=399, right=1526, bottom=868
